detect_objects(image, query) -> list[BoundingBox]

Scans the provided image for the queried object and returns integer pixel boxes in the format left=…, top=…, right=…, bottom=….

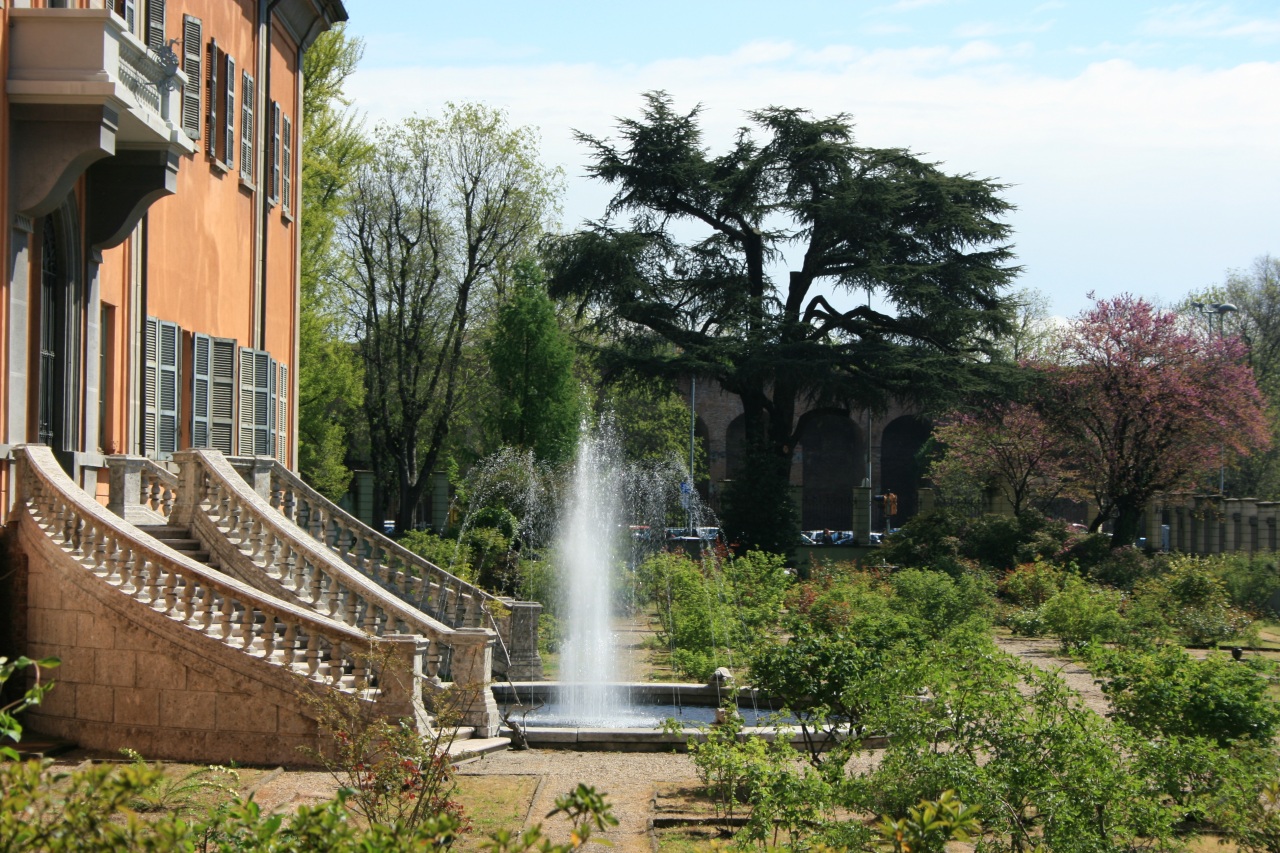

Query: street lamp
left=1191, top=301, right=1238, bottom=493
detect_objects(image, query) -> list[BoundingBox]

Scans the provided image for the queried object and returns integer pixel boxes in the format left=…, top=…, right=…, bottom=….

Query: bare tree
left=337, top=105, right=561, bottom=533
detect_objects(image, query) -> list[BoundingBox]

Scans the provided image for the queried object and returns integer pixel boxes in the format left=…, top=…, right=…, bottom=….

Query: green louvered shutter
left=224, top=55, right=236, bottom=170
left=275, top=362, right=289, bottom=463
left=157, top=320, right=180, bottom=458
left=210, top=338, right=237, bottom=454
left=192, top=333, right=212, bottom=449
left=143, top=317, right=159, bottom=456
left=240, top=73, right=254, bottom=182
left=145, top=0, right=165, bottom=51
left=181, top=16, right=202, bottom=139
left=206, top=38, right=218, bottom=158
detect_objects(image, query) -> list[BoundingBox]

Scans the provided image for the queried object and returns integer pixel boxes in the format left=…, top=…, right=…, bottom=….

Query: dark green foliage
left=1090, top=643, right=1280, bottom=745
left=485, top=262, right=581, bottom=464
left=545, top=92, right=1020, bottom=554
left=639, top=549, right=788, bottom=681
left=719, top=447, right=797, bottom=556
left=880, top=510, right=1070, bottom=575
left=1128, top=557, right=1255, bottom=646
left=1203, top=552, right=1280, bottom=616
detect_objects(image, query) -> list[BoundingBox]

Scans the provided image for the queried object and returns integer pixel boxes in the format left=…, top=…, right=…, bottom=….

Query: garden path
left=994, top=636, right=1112, bottom=716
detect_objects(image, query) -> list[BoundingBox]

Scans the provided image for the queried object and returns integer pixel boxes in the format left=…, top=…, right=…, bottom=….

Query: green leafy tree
left=545, top=92, right=1020, bottom=551
left=486, top=261, right=581, bottom=464
left=339, top=104, right=562, bottom=533
left=298, top=25, right=369, bottom=498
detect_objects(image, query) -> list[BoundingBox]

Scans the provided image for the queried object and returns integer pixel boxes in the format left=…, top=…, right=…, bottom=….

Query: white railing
left=253, top=459, right=542, bottom=680
left=17, top=445, right=400, bottom=696
left=173, top=450, right=500, bottom=734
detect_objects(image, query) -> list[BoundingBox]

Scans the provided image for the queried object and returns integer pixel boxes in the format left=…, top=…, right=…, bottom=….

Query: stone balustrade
left=1143, top=493, right=1280, bottom=555
left=174, top=449, right=500, bottom=734
left=22, top=445, right=388, bottom=692
left=15, top=445, right=431, bottom=763
left=247, top=458, right=542, bottom=681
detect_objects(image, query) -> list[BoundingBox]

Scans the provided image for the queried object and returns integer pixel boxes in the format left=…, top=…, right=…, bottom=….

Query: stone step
left=445, top=735, right=510, bottom=761
left=136, top=526, right=211, bottom=564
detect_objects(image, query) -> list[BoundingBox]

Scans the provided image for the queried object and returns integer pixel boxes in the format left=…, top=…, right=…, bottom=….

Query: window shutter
left=281, top=115, right=293, bottom=216
left=268, top=101, right=281, bottom=204
left=210, top=337, right=237, bottom=454
left=157, top=320, right=180, bottom=458
left=206, top=38, right=219, bottom=158
left=180, top=16, right=202, bottom=139
left=276, top=362, right=289, bottom=463
left=143, top=317, right=159, bottom=457
left=116, top=0, right=137, bottom=34
left=240, top=73, right=254, bottom=182
left=223, top=55, right=235, bottom=170
left=192, top=333, right=211, bottom=449
left=145, top=0, right=166, bottom=51
left=238, top=347, right=255, bottom=454
left=238, top=347, right=273, bottom=455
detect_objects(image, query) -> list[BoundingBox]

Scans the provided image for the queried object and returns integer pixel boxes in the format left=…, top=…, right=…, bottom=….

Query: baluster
left=283, top=485, right=297, bottom=522
left=361, top=601, right=378, bottom=635
left=424, top=637, right=442, bottom=682
left=248, top=518, right=265, bottom=559
left=351, top=648, right=367, bottom=687
left=307, top=500, right=324, bottom=541
left=263, top=530, right=281, bottom=578
left=160, top=483, right=175, bottom=518
left=281, top=622, right=299, bottom=669
left=326, top=640, right=344, bottom=685
left=69, top=515, right=84, bottom=554
left=91, top=524, right=107, bottom=574
left=367, top=541, right=384, bottom=586
left=160, top=565, right=177, bottom=614
left=260, top=613, right=276, bottom=659
left=239, top=603, right=256, bottom=649
left=216, top=594, right=234, bottom=640
left=307, top=558, right=323, bottom=605
left=104, top=536, right=122, bottom=582
left=143, top=556, right=161, bottom=605
left=118, top=546, right=137, bottom=595
left=178, top=575, right=196, bottom=622
left=340, top=585, right=355, bottom=625
left=148, top=477, right=162, bottom=513
left=305, top=631, right=321, bottom=678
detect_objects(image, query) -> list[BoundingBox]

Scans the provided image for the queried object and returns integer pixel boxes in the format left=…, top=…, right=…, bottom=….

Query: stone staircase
left=137, top=524, right=211, bottom=565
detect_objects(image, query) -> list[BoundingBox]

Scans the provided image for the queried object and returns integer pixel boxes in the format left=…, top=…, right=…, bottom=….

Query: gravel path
left=457, top=750, right=701, bottom=853
left=994, top=636, right=1112, bottom=716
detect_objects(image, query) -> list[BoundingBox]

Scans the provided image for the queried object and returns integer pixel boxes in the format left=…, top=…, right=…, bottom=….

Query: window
left=238, top=347, right=276, bottom=456
left=240, top=73, right=255, bottom=183
left=144, top=317, right=181, bottom=459
left=275, top=362, right=289, bottom=463
left=145, top=0, right=166, bottom=52
left=205, top=38, right=218, bottom=158
left=223, top=54, right=236, bottom=170
left=281, top=115, right=293, bottom=216
left=268, top=101, right=281, bottom=205
left=180, top=15, right=202, bottom=139
left=193, top=334, right=237, bottom=454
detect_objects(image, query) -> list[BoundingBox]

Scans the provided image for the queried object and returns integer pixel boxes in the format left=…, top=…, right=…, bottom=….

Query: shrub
left=1038, top=575, right=1125, bottom=648
left=889, top=568, right=993, bottom=636
left=999, top=560, right=1065, bottom=607
left=881, top=511, right=1071, bottom=575
left=1203, top=553, right=1280, bottom=616
left=1128, top=557, right=1255, bottom=646
left=1091, top=644, right=1280, bottom=744
left=399, top=530, right=475, bottom=583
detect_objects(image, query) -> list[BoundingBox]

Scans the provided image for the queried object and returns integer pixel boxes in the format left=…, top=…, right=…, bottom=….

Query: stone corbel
left=11, top=103, right=117, bottom=217
left=87, top=149, right=179, bottom=249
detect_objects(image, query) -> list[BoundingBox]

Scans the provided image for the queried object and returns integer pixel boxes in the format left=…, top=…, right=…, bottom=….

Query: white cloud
left=1142, top=3, right=1280, bottom=41
left=345, top=44, right=1280, bottom=316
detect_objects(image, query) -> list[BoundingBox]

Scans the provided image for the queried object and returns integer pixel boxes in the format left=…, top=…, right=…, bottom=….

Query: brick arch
left=879, top=415, right=933, bottom=523
left=796, top=409, right=861, bottom=530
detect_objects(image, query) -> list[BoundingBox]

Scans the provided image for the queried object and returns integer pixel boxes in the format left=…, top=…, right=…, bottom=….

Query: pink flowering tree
left=1041, top=294, right=1270, bottom=547
left=931, top=402, right=1072, bottom=517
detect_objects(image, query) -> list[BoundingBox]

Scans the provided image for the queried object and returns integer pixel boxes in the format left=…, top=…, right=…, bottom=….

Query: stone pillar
left=1245, top=499, right=1260, bottom=554
left=169, top=449, right=203, bottom=526
left=852, top=486, right=871, bottom=544
left=237, top=456, right=275, bottom=499
left=499, top=600, right=543, bottom=682
left=1225, top=499, right=1242, bottom=553
left=447, top=628, right=500, bottom=737
left=105, top=454, right=163, bottom=524
left=378, top=634, right=433, bottom=735
left=917, top=487, right=935, bottom=517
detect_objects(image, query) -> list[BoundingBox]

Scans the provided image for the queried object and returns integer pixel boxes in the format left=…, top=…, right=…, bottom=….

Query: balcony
left=7, top=7, right=193, bottom=153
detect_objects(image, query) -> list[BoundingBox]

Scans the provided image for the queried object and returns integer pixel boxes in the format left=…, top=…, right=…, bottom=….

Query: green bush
left=1090, top=644, right=1280, bottom=744
left=1038, top=574, right=1126, bottom=648
left=1202, top=553, right=1280, bottom=616
left=398, top=530, right=475, bottom=583
left=1128, top=557, right=1255, bottom=646
left=998, top=560, right=1065, bottom=607
left=881, top=511, right=1071, bottom=575
left=889, top=568, right=994, bottom=636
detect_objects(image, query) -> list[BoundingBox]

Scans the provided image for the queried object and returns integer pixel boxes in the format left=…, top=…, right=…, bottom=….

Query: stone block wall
left=15, top=517, right=335, bottom=766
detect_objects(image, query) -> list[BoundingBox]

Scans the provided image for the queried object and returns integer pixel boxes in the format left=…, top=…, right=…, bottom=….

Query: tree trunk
left=1110, top=497, right=1144, bottom=548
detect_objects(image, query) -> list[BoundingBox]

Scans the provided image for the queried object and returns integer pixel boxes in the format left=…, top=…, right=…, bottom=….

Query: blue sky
left=342, top=1, right=1280, bottom=317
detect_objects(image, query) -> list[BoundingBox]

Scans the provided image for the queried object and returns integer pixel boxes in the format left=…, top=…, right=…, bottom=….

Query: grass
left=453, top=775, right=540, bottom=850
left=653, top=826, right=732, bottom=853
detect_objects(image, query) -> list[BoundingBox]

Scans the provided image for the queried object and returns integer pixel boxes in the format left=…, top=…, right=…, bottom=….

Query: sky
left=340, top=1, right=1280, bottom=318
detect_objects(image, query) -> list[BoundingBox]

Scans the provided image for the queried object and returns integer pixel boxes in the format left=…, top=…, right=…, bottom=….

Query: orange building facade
left=0, top=0, right=345, bottom=516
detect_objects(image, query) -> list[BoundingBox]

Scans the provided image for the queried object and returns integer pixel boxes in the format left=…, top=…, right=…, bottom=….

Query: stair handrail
left=177, top=450, right=501, bottom=735
left=254, top=459, right=504, bottom=626
left=138, top=457, right=178, bottom=519
left=15, top=445, right=402, bottom=693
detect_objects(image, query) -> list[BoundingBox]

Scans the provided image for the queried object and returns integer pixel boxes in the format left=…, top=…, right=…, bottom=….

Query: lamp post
left=1190, top=301, right=1238, bottom=493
